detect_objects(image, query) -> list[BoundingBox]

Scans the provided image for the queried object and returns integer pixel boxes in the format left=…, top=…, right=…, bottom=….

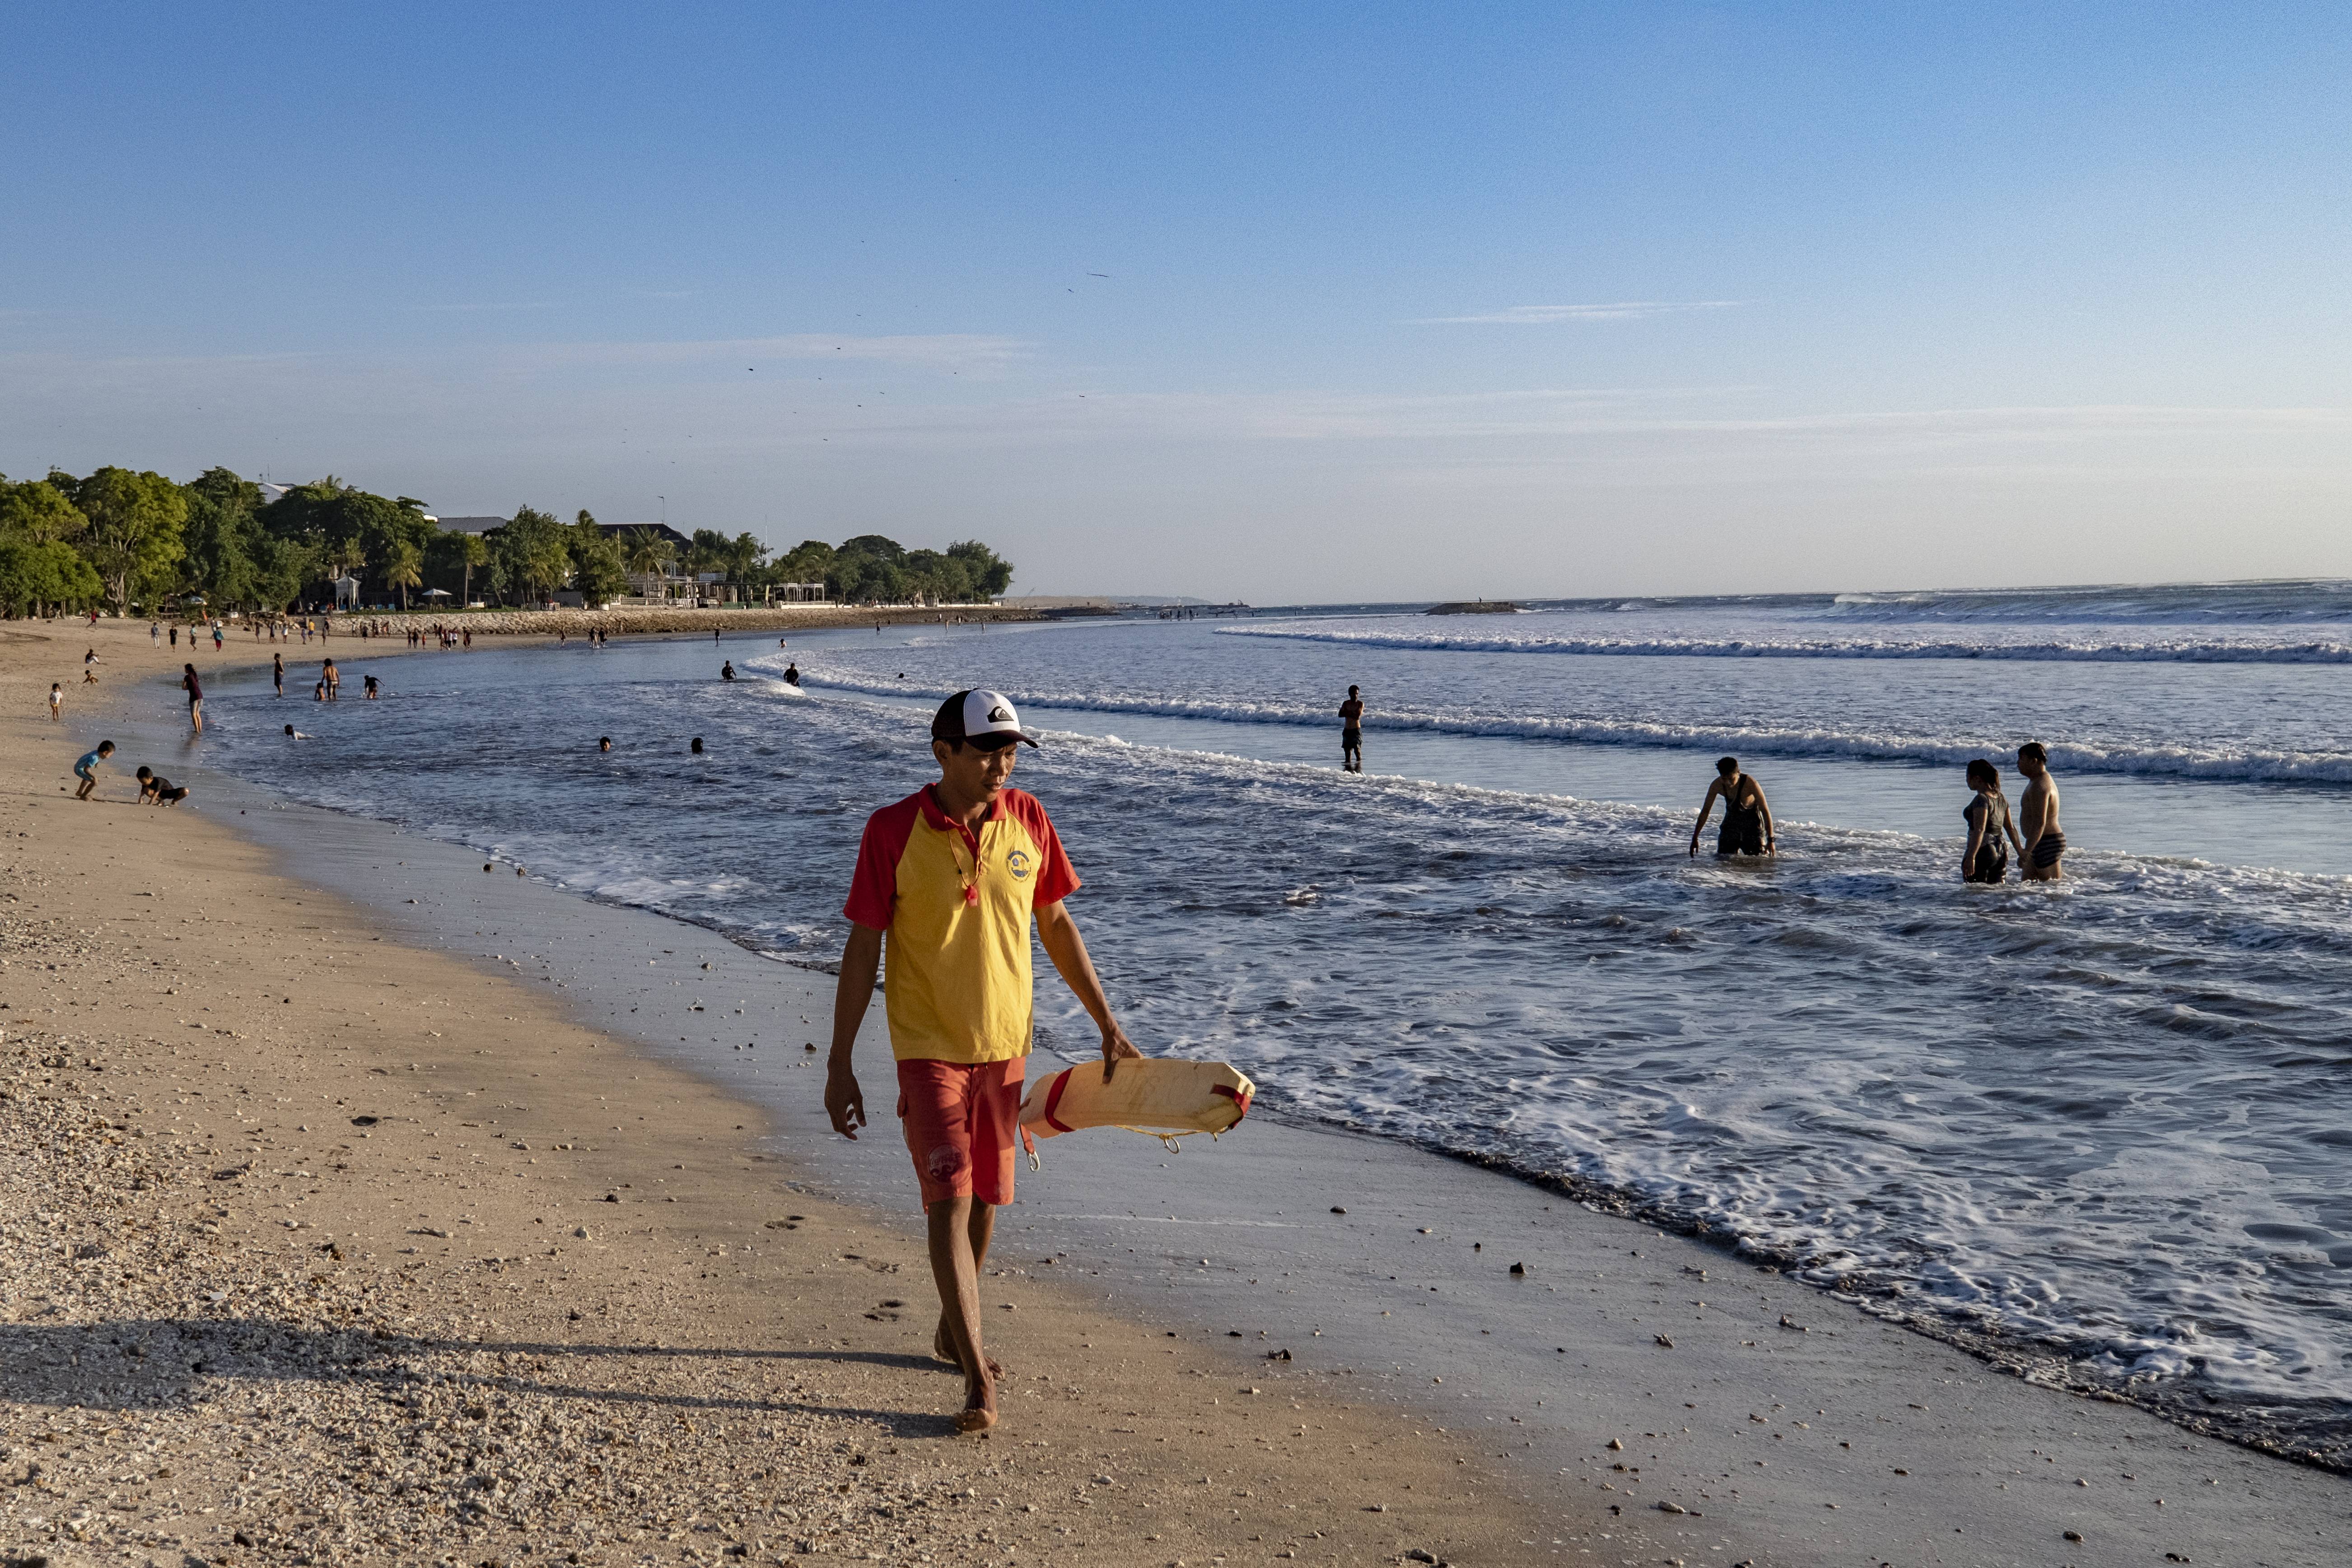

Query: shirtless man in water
left=1338, top=686, right=1365, bottom=773
left=1689, top=756, right=1775, bottom=858
left=2018, top=742, right=2064, bottom=880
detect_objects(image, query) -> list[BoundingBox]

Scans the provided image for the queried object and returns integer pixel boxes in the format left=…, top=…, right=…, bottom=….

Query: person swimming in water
left=599, top=736, right=612, bottom=752
left=2017, top=742, right=2064, bottom=880
left=721, top=661, right=736, bottom=681
left=1689, top=756, right=1774, bottom=858
left=783, top=663, right=801, bottom=686
left=1962, top=758, right=2023, bottom=882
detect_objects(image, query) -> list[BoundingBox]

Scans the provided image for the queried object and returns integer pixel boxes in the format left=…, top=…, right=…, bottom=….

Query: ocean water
left=201, top=582, right=2352, bottom=1465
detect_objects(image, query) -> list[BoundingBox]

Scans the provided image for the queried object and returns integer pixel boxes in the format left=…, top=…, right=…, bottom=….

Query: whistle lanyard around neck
left=931, top=787, right=989, bottom=906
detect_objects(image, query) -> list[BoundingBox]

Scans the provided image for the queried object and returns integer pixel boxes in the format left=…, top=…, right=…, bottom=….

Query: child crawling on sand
left=135, top=767, right=191, bottom=806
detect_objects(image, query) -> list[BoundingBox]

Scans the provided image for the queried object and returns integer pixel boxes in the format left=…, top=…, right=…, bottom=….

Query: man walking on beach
left=825, top=689, right=1139, bottom=1433
left=1339, top=686, right=1365, bottom=773
left=2018, top=742, right=2065, bottom=880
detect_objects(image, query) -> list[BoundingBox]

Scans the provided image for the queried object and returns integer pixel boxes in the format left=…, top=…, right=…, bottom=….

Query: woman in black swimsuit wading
left=1961, top=757, right=2023, bottom=882
left=1689, top=756, right=1776, bottom=859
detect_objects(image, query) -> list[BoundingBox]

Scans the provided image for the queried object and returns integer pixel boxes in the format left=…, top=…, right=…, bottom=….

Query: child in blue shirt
left=74, top=741, right=115, bottom=801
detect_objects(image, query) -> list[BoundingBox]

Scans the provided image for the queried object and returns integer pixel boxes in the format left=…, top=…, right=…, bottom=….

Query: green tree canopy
left=177, top=467, right=310, bottom=611
left=259, top=478, right=436, bottom=599
left=0, top=538, right=103, bottom=616
left=73, top=467, right=188, bottom=612
left=494, top=506, right=570, bottom=604
left=774, top=539, right=836, bottom=584
left=568, top=511, right=629, bottom=605
left=0, top=478, right=89, bottom=546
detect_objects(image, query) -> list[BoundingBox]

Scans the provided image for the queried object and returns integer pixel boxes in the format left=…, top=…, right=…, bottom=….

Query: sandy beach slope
left=5, top=618, right=2347, bottom=1568
left=1, top=621, right=1569, bottom=1568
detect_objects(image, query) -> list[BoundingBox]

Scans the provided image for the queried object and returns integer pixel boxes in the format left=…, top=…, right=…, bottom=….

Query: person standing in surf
left=825, top=688, right=1139, bottom=1433
left=1689, top=756, right=1775, bottom=858
left=1338, top=686, right=1365, bottom=773
left=2017, top=742, right=2064, bottom=880
left=1961, top=757, right=2022, bottom=882
left=181, top=663, right=204, bottom=733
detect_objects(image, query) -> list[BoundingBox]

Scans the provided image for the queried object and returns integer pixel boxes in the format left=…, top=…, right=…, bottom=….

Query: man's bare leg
left=926, top=1196, right=998, bottom=1431
left=934, top=1199, right=1003, bottom=1378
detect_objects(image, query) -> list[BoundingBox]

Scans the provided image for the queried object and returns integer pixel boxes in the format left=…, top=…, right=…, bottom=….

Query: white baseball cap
left=931, top=688, right=1041, bottom=748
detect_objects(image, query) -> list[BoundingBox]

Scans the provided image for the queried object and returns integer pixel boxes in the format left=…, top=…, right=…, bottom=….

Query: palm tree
left=383, top=543, right=424, bottom=611
left=623, top=529, right=676, bottom=602
left=459, top=534, right=488, bottom=607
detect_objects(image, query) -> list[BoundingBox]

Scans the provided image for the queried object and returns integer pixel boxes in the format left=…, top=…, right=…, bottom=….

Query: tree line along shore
left=299, top=603, right=1042, bottom=638
left=0, top=465, right=1017, bottom=619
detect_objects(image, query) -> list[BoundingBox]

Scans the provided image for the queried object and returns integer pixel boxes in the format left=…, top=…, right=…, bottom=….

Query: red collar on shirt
left=918, top=784, right=1000, bottom=852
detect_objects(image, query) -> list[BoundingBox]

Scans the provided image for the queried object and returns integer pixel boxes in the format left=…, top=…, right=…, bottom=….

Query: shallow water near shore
left=181, top=587, right=2352, bottom=1468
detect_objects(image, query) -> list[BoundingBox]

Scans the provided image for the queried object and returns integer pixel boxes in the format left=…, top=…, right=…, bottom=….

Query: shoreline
left=147, top=628, right=2352, bottom=1486
left=10, top=620, right=2348, bottom=1566
left=3, top=621, right=1566, bottom=1568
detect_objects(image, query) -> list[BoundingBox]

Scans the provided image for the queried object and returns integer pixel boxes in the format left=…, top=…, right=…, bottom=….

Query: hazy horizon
left=7, top=4, right=2350, bottom=603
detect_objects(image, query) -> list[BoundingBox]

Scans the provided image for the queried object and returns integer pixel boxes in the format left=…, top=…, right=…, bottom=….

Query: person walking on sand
left=181, top=664, right=204, bottom=733
left=825, top=688, right=1139, bottom=1434
left=1689, top=756, right=1775, bottom=858
left=49, top=682, right=63, bottom=722
left=2018, top=742, right=2065, bottom=880
left=73, top=741, right=114, bottom=801
left=1338, top=686, right=1365, bottom=773
left=1962, top=758, right=2022, bottom=883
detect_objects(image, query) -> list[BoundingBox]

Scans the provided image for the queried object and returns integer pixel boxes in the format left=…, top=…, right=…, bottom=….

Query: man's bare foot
left=936, top=1317, right=1003, bottom=1377
left=955, top=1377, right=999, bottom=1434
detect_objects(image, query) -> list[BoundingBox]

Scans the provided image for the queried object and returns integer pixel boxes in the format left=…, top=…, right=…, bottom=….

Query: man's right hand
left=825, top=1067, right=867, bottom=1139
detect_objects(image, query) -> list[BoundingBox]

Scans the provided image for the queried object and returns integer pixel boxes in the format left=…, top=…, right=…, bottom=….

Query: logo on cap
left=988, top=705, right=1013, bottom=724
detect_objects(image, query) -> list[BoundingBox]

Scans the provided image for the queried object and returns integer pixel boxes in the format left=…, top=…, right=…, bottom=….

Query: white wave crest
left=1217, top=622, right=2352, bottom=666
left=748, top=656, right=2352, bottom=788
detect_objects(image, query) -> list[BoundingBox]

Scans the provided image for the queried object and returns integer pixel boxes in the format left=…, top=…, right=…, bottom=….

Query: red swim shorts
left=896, top=1057, right=1026, bottom=1210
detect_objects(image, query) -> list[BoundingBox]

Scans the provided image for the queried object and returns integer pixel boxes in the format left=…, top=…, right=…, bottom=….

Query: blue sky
left=5, top=3, right=2350, bottom=600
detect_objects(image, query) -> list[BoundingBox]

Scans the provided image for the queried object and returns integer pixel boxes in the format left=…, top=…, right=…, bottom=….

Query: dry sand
left=5, top=617, right=2347, bottom=1568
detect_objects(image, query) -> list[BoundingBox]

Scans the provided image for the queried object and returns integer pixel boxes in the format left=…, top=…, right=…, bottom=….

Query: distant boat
left=1426, top=600, right=1521, bottom=615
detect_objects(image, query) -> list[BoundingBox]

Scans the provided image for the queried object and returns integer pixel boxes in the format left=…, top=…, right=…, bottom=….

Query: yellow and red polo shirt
left=842, top=785, right=1080, bottom=1064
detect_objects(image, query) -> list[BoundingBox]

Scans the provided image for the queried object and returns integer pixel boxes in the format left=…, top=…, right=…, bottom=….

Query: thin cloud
left=512, top=332, right=1033, bottom=373
left=1416, top=301, right=1740, bottom=325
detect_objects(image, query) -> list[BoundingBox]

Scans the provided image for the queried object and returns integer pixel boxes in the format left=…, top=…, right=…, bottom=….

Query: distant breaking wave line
left=1217, top=623, right=2352, bottom=666
left=750, top=659, right=2352, bottom=788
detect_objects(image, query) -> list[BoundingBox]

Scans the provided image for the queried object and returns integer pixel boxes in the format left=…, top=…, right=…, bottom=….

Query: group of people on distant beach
left=1332, top=684, right=2064, bottom=880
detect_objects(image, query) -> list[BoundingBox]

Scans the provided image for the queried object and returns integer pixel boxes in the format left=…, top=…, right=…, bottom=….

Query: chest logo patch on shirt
left=1006, top=848, right=1033, bottom=881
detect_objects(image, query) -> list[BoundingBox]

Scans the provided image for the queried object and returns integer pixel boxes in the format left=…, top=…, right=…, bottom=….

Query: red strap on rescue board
left=1041, top=1067, right=1077, bottom=1133
left=1211, top=1082, right=1252, bottom=1116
